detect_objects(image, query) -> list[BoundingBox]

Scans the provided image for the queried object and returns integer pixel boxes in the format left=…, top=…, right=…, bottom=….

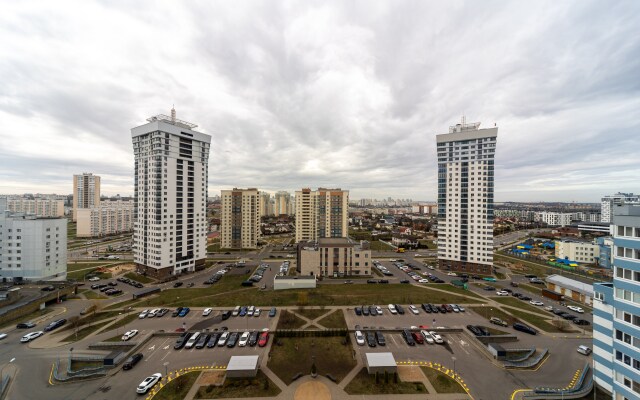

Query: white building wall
left=6, top=198, right=65, bottom=218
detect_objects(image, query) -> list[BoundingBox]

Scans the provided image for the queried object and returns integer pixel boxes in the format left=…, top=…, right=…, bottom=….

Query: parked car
left=429, top=331, right=444, bottom=344
left=178, top=307, right=190, bottom=317
left=258, top=331, right=269, bottom=347
left=20, top=331, right=44, bottom=343
left=496, top=290, right=509, bottom=296
left=355, top=330, right=365, bottom=346
left=217, top=332, right=230, bottom=347
left=249, top=331, right=259, bottom=347
left=411, top=331, right=424, bottom=344
left=354, top=307, right=362, bottom=316
left=44, top=319, right=66, bottom=332
left=573, top=318, right=590, bottom=325
left=366, top=332, right=377, bottom=347
left=577, top=345, right=592, bottom=355
left=269, top=307, right=277, bottom=317
left=513, top=322, right=538, bottom=335
left=421, top=330, right=435, bottom=344
left=361, top=306, right=370, bottom=316
left=195, top=334, right=210, bottom=349
left=172, top=307, right=183, bottom=317
left=238, top=331, right=251, bottom=347
left=402, top=329, right=416, bottom=346
left=121, top=329, right=139, bottom=341
left=467, top=325, right=482, bottom=336
left=375, top=331, right=386, bottom=346
left=122, top=353, right=143, bottom=370
left=408, top=305, right=420, bottom=315
left=136, top=373, right=162, bottom=394
left=529, top=300, right=544, bottom=306
left=567, top=305, right=584, bottom=313
left=388, top=304, right=398, bottom=314
left=489, top=317, right=508, bottom=327
left=173, top=282, right=183, bottom=288
left=206, top=333, right=220, bottom=348
left=138, top=309, right=150, bottom=319
left=395, top=304, right=405, bottom=315
left=174, top=332, right=191, bottom=349
left=226, top=332, right=239, bottom=348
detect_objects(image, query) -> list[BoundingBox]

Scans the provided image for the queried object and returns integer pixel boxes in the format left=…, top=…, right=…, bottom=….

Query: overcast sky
left=1, top=0, right=638, bottom=202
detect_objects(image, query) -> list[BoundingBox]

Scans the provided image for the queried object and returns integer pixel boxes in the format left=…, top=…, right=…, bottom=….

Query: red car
left=258, top=331, right=269, bottom=347
left=411, top=331, right=424, bottom=344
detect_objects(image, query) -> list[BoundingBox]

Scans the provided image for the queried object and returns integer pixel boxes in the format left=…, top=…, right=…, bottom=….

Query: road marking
left=163, top=345, right=169, bottom=350
left=148, top=345, right=155, bottom=350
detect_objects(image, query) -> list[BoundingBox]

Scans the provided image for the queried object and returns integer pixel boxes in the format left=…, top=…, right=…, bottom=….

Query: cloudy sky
left=1, top=0, right=638, bottom=202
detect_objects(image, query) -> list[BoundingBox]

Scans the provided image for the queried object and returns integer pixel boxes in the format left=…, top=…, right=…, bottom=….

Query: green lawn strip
left=124, top=272, right=154, bottom=284
left=67, top=268, right=112, bottom=281
left=491, top=297, right=549, bottom=314
left=276, top=310, right=306, bottom=329
left=195, top=370, right=280, bottom=398
left=104, top=298, right=143, bottom=310
left=428, top=284, right=486, bottom=300
left=486, top=327, right=510, bottom=335
left=206, top=243, right=221, bottom=252
left=501, top=306, right=567, bottom=333
left=61, top=319, right=116, bottom=342
left=518, top=283, right=543, bottom=296
left=344, top=368, right=428, bottom=395
left=67, top=262, right=120, bottom=272
left=83, top=291, right=108, bottom=300
left=369, top=241, right=394, bottom=251
left=154, top=371, right=202, bottom=400
left=470, top=306, right=519, bottom=325
left=294, top=308, right=331, bottom=321
left=0, top=308, right=54, bottom=330
left=421, top=367, right=466, bottom=394
left=267, top=337, right=356, bottom=385
left=494, top=254, right=549, bottom=277
left=60, top=311, right=122, bottom=331
left=70, top=360, right=103, bottom=370
left=316, top=310, right=347, bottom=329
left=96, top=313, right=139, bottom=335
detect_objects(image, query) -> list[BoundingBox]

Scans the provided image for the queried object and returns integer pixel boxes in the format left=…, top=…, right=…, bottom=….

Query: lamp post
left=451, top=356, right=456, bottom=378
left=163, top=361, right=169, bottom=380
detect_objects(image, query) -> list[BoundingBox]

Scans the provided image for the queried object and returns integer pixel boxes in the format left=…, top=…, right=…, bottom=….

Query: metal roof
left=545, top=274, right=594, bottom=297
left=227, top=356, right=259, bottom=371
left=365, top=352, right=396, bottom=368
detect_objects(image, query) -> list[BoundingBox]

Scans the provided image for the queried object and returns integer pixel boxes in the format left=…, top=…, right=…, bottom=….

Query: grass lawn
left=370, top=241, right=394, bottom=251
left=268, top=336, right=357, bottom=385
left=104, top=298, right=142, bottom=310
left=206, top=243, right=221, bottom=252
left=501, top=306, right=567, bottom=333
left=61, top=319, right=116, bottom=342
left=429, top=284, right=485, bottom=299
left=421, top=367, right=466, bottom=394
left=494, top=254, right=550, bottom=277
left=276, top=310, right=306, bottom=329
left=470, top=306, right=519, bottom=325
left=294, top=308, right=331, bottom=321
left=67, top=268, right=112, bottom=281
left=83, top=291, right=108, bottom=300
left=155, top=371, right=201, bottom=400
left=491, top=297, right=549, bottom=314
left=344, top=368, right=428, bottom=395
left=70, top=360, right=103, bottom=371
left=96, top=313, right=139, bottom=335
left=317, top=310, right=347, bottom=329
left=518, top=283, right=544, bottom=296
left=195, top=370, right=280, bottom=398
left=67, top=262, right=120, bottom=272
left=60, top=311, right=122, bottom=332
left=124, top=272, right=154, bottom=284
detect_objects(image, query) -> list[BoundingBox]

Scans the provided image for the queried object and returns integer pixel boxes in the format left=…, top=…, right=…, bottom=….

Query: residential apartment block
left=275, top=191, right=294, bottom=216
left=0, top=198, right=67, bottom=281
left=593, top=204, right=640, bottom=399
left=297, top=237, right=371, bottom=277
left=535, top=212, right=573, bottom=227
left=601, top=193, right=640, bottom=223
left=220, top=188, right=261, bottom=249
left=295, top=188, right=348, bottom=243
left=555, top=239, right=600, bottom=264
left=131, top=109, right=210, bottom=278
left=259, top=192, right=273, bottom=217
left=5, top=197, right=64, bottom=217
left=75, top=199, right=134, bottom=237
left=72, top=173, right=101, bottom=221
left=436, top=120, right=497, bottom=274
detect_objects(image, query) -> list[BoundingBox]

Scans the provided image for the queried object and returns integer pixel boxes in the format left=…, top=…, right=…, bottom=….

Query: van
left=185, top=332, right=201, bottom=349
left=577, top=345, right=592, bottom=355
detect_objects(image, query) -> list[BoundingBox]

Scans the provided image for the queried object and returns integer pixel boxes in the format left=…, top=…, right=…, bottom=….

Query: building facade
left=555, top=239, right=600, bottom=264
left=601, top=193, right=640, bottom=223
left=220, top=188, right=261, bottom=249
left=72, top=173, right=101, bottom=221
left=0, top=198, right=67, bottom=281
left=593, top=204, right=640, bottom=399
left=259, top=192, right=273, bottom=217
left=5, top=197, right=65, bottom=218
left=75, top=199, right=134, bottom=237
left=436, top=120, right=497, bottom=274
left=295, top=188, right=348, bottom=243
left=297, top=237, right=371, bottom=277
left=535, top=212, right=573, bottom=227
left=597, top=236, right=614, bottom=269
left=131, top=110, right=210, bottom=278
left=274, top=191, right=293, bottom=216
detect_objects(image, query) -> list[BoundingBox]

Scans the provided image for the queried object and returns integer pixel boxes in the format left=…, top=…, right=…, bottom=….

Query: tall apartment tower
left=593, top=204, right=640, bottom=398
left=436, top=120, right=497, bottom=274
left=220, top=188, right=261, bottom=249
left=131, top=109, right=211, bottom=278
left=72, top=173, right=101, bottom=221
left=601, top=192, right=640, bottom=223
left=295, top=188, right=348, bottom=243
left=259, top=192, right=273, bottom=217
left=275, top=191, right=293, bottom=216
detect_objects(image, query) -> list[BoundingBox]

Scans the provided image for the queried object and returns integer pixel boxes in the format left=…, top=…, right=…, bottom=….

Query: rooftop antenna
left=171, top=105, right=176, bottom=123
left=461, top=115, right=466, bottom=125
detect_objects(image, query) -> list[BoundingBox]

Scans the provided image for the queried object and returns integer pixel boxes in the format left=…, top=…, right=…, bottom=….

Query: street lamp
left=451, top=356, right=456, bottom=378
left=163, top=361, right=169, bottom=379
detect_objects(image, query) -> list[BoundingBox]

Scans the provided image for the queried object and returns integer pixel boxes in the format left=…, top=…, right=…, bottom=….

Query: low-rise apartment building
left=297, top=237, right=371, bottom=277
left=555, top=239, right=600, bottom=264
left=5, top=197, right=65, bottom=217
left=75, top=199, right=134, bottom=237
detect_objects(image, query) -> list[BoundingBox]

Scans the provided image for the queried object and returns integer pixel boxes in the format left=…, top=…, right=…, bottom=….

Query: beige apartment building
left=295, top=188, right=348, bottom=243
left=555, top=239, right=600, bottom=264
left=220, top=188, right=261, bottom=249
left=297, top=237, right=371, bottom=277
left=259, top=192, right=273, bottom=217
left=72, top=173, right=101, bottom=221
left=75, top=199, right=134, bottom=237
left=275, top=191, right=293, bottom=216
left=6, top=197, right=64, bottom=217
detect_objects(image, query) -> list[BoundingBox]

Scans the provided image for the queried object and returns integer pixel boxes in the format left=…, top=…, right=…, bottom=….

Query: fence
left=522, top=363, right=592, bottom=399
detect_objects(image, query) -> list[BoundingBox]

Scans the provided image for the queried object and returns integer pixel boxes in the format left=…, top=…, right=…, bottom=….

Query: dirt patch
left=107, top=263, right=136, bottom=276
left=197, top=371, right=225, bottom=386
left=294, top=381, right=331, bottom=400
left=397, top=365, right=426, bottom=382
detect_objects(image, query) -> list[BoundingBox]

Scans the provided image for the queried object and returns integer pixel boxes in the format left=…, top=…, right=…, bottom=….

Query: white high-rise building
left=295, top=188, right=348, bottom=243
left=601, top=192, right=640, bottom=223
left=72, top=173, right=101, bottom=221
left=535, top=211, right=574, bottom=227
left=436, top=120, right=497, bottom=275
left=220, top=188, right=261, bottom=249
left=131, top=109, right=211, bottom=279
left=0, top=198, right=67, bottom=281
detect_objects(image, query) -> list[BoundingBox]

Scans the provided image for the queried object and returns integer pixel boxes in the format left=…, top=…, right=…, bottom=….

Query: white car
left=247, top=306, right=255, bottom=317
left=136, top=373, right=162, bottom=394
left=447, top=272, right=457, bottom=276
left=202, top=308, right=213, bottom=316
left=414, top=254, right=421, bottom=257
left=421, top=330, right=435, bottom=344
left=530, top=300, right=544, bottom=306
left=20, top=331, right=44, bottom=343
left=122, top=329, right=139, bottom=341
left=408, top=305, right=420, bottom=315
left=138, top=309, right=149, bottom=319
left=496, top=290, right=509, bottom=296
left=217, top=332, right=230, bottom=346
left=88, top=277, right=100, bottom=282
left=238, top=331, right=250, bottom=347
left=388, top=304, right=398, bottom=314
left=375, top=306, right=383, bottom=315
left=427, top=265, right=435, bottom=270
left=567, top=305, right=584, bottom=313
left=0, top=333, right=7, bottom=340
left=429, top=331, right=444, bottom=344
left=454, top=304, right=465, bottom=312
left=543, top=306, right=554, bottom=312
left=355, top=330, right=365, bottom=346
left=147, top=309, right=160, bottom=317
left=419, top=279, right=429, bottom=283
left=232, top=306, right=240, bottom=316
left=449, top=304, right=460, bottom=313
left=254, top=308, right=261, bottom=317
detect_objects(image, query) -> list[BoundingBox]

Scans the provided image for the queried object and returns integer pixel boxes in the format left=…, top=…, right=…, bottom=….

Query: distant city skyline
left=1, top=1, right=639, bottom=202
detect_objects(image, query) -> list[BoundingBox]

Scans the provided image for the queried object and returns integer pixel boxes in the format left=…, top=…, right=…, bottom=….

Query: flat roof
left=546, top=274, right=594, bottom=297
left=365, top=352, right=396, bottom=368
left=274, top=276, right=316, bottom=281
left=227, top=355, right=259, bottom=371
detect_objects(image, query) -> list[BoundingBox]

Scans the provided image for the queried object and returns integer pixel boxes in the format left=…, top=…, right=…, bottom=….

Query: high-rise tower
left=436, top=120, right=497, bottom=274
left=72, top=173, right=100, bottom=221
left=131, top=109, right=211, bottom=278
